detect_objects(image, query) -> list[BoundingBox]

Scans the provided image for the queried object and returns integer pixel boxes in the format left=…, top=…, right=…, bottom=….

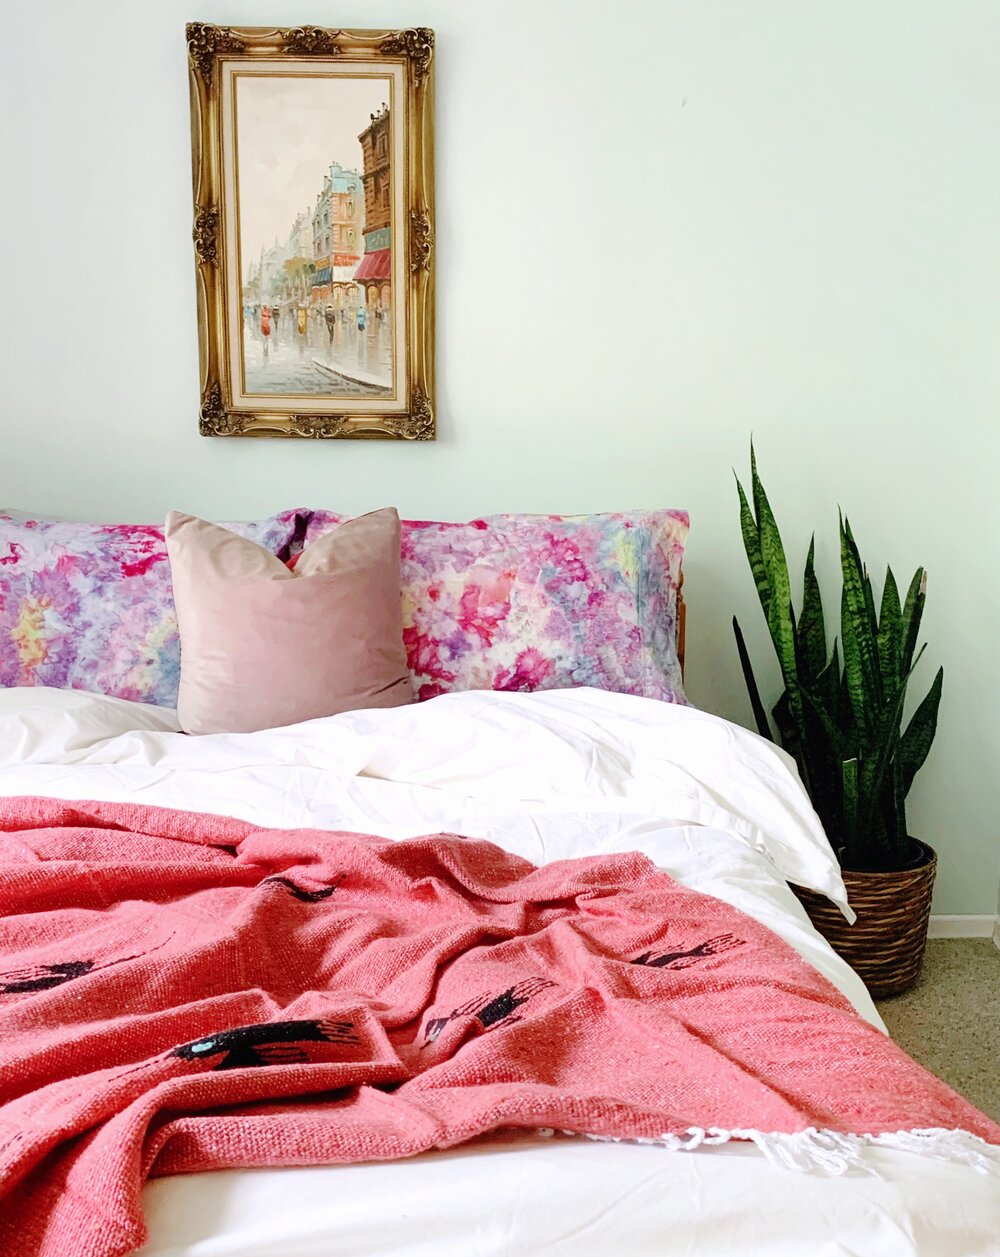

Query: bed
left=0, top=508, right=998, bottom=1257
left=1, top=686, right=999, bottom=1257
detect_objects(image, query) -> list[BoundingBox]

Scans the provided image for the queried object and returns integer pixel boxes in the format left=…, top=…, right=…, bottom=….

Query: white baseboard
left=928, top=914, right=998, bottom=940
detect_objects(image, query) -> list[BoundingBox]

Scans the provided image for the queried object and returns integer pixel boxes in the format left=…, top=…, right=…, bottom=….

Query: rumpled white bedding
left=1, top=686, right=997, bottom=1257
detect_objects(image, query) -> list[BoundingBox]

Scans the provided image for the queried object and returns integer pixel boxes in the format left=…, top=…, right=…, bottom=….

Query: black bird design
left=422, top=977, right=555, bottom=1045
left=0, top=938, right=173, bottom=996
left=172, top=1018, right=360, bottom=1070
left=633, top=933, right=744, bottom=969
left=261, top=874, right=343, bottom=902
left=0, top=960, right=95, bottom=994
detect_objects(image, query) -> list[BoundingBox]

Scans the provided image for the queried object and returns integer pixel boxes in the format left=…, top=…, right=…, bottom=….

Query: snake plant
left=733, top=447, right=943, bottom=871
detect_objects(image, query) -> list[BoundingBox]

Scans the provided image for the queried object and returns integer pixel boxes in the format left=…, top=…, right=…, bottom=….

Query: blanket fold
left=0, top=796, right=997, bottom=1257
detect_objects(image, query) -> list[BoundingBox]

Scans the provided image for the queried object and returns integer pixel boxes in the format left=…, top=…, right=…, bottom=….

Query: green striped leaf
left=900, top=568, right=926, bottom=675
left=796, top=535, right=827, bottom=683
left=890, top=756, right=908, bottom=859
left=856, top=644, right=925, bottom=839
left=754, top=464, right=802, bottom=726
left=863, top=566, right=883, bottom=706
left=733, top=616, right=774, bottom=741
left=862, top=568, right=879, bottom=661
left=899, top=665, right=943, bottom=795
left=798, top=636, right=844, bottom=841
left=736, top=476, right=770, bottom=621
left=798, top=701, right=842, bottom=841
left=836, top=657, right=855, bottom=741
left=840, top=515, right=881, bottom=741
left=801, top=683, right=844, bottom=759
left=819, top=639, right=841, bottom=712
left=877, top=566, right=903, bottom=701
left=771, top=690, right=801, bottom=754
left=751, top=441, right=765, bottom=531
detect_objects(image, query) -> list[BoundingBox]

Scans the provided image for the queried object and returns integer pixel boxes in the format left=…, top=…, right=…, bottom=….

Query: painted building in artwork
left=243, top=255, right=262, bottom=306
left=279, top=209, right=314, bottom=309
left=261, top=239, right=288, bottom=302
left=311, top=162, right=364, bottom=309
left=244, top=245, right=278, bottom=307
left=245, top=211, right=313, bottom=310
left=356, top=104, right=392, bottom=313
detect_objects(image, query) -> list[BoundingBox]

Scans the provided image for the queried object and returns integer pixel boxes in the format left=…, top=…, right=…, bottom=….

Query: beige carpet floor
left=875, top=938, right=999, bottom=1122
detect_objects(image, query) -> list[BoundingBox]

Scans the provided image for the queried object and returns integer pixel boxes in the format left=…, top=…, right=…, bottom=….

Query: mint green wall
left=2, top=0, right=998, bottom=914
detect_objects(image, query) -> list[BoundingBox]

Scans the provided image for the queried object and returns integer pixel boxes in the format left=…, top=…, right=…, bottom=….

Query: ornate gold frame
left=186, top=24, right=435, bottom=440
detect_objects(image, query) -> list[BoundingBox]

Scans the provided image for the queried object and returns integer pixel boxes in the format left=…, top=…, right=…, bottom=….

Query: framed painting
left=186, top=24, right=435, bottom=440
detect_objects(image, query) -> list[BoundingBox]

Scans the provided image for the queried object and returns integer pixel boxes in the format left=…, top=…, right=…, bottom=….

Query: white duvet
left=1, top=686, right=997, bottom=1257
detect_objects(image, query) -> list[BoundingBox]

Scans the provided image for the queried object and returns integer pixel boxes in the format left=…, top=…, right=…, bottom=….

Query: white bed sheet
left=140, top=1136, right=1000, bottom=1257
left=1, top=687, right=997, bottom=1257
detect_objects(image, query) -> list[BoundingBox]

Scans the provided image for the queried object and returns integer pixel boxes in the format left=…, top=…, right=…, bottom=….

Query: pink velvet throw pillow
left=165, top=508, right=412, bottom=734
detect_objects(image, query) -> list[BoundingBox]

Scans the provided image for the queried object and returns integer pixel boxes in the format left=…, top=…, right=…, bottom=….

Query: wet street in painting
left=243, top=314, right=392, bottom=397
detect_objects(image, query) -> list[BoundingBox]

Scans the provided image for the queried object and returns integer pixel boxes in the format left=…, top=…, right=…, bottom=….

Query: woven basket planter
left=793, top=842, right=937, bottom=999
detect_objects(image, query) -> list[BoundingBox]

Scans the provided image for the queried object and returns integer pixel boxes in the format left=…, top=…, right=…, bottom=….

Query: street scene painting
left=188, top=25, right=434, bottom=439
left=235, top=74, right=396, bottom=399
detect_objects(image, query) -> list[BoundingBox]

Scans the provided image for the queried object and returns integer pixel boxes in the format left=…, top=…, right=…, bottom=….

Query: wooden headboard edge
left=677, top=568, right=686, bottom=677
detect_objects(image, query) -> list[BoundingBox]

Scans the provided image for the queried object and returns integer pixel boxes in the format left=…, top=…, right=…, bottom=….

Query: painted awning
left=354, top=249, right=391, bottom=282
left=312, top=266, right=333, bottom=285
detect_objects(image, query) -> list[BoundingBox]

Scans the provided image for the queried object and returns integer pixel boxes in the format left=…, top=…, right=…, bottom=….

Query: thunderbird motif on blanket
left=0, top=959, right=98, bottom=994
left=0, top=795, right=997, bottom=1257
left=261, top=874, right=344, bottom=902
left=422, top=977, right=556, bottom=1045
left=632, top=933, right=745, bottom=969
left=173, top=1018, right=361, bottom=1070
left=0, top=938, right=172, bottom=996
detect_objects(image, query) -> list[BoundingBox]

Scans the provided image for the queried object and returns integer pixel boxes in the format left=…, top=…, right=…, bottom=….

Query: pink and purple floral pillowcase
left=0, top=506, right=688, bottom=709
left=0, top=510, right=305, bottom=707
left=302, top=509, right=689, bottom=704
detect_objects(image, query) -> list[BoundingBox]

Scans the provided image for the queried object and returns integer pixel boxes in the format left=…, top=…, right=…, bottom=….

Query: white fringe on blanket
left=532, top=1125, right=1000, bottom=1176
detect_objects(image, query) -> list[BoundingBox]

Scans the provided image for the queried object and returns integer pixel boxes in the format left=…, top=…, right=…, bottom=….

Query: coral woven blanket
left=1, top=797, right=997, bottom=1257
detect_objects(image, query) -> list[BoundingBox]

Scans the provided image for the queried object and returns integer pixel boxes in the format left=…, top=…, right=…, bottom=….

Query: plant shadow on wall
left=732, top=445, right=943, bottom=998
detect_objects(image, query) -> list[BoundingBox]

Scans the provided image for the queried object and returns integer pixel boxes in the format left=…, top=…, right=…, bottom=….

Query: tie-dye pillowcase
left=0, top=509, right=306, bottom=707
left=302, top=509, right=689, bottom=703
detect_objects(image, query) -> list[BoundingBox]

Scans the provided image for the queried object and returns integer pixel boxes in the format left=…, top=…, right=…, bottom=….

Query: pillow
left=166, top=508, right=412, bottom=734
left=0, top=509, right=304, bottom=707
left=301, top=509, right=689, bottom=703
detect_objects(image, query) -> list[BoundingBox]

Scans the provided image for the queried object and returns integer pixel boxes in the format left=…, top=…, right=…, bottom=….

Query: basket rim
left=839, top=839, right=937, bottom=880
